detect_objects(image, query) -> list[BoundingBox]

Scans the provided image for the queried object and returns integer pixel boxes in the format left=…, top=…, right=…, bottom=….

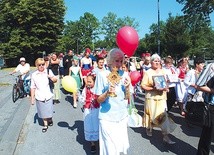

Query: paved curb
left=0, top=99, right=30, bottom=155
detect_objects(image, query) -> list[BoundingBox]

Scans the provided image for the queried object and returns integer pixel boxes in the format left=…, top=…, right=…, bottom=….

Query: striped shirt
left=196, top=63, right=214, bottom=105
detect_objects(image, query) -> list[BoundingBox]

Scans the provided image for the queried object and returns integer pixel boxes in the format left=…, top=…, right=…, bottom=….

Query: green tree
left=101, top=12, right=139, bottom=49
left=60, top=12, right=99, bottom=54
left=163, top=15, right=191, bottom=58
left=176, top=0, right=213, bottom=23
left=60, top=21, right=80, bottom=53
left=78, top=12, right=100, bottom=51
left=101, top=12, right=119, bottom=49
left=143, top=21, right=166, bottom=55
left=0, top=0, right=65, bottom=65
left=135, top=38, right=147, bottom=57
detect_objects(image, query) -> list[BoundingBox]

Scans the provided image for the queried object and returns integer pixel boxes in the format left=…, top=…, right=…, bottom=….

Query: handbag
left=185, top=89, right=211, bottom=127
left=47, top=69, right=54, bottom=90
left=185, top=101, right=210, bottom=127
left=127, top=94, right=142, bottom=128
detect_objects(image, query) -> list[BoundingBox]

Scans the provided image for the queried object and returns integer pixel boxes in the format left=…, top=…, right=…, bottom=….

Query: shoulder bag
left=185, top=91, right=210, bottom=127
left=47, top=69, right=54, bottom=90
left=127, top=94, right=143, bottom=128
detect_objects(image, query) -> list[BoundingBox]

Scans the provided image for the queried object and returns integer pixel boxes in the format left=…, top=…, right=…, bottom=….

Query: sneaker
left=91, top=145, right=96, bottom=154
left=73, top=103, right=77, bottom=108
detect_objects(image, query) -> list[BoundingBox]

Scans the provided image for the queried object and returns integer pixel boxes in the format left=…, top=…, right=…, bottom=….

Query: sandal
left=42, top=126, right=48, bottom=133
left=48, top=121, right=53, bottom=126
left=91, top=145, right=96, bottom=154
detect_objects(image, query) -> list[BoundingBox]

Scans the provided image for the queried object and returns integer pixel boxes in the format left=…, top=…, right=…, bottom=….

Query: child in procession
left=82, top=74, right=99, bottom=154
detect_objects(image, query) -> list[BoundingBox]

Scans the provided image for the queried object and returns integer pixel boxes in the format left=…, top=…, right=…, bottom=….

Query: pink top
left=31, top=69, right=54, bottom=101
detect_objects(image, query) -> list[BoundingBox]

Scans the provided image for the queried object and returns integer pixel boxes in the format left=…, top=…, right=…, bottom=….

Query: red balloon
left=116, top=26, right=139, bottom=57
left=130, top=71, right=141, bottom=86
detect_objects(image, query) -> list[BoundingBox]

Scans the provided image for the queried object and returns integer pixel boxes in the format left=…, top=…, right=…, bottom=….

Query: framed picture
left=152, top=75, right=167, bottom=89
left=167, top=74, right=178, bottom=83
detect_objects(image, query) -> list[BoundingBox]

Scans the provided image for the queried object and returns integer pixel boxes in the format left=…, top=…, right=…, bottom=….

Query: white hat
left=19, top=57, right=26, bottom=62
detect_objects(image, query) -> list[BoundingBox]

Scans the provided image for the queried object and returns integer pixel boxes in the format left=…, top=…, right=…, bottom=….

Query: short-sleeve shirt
left=15, top=63, right=30, bottom=79
left=92, top=67, right=105, bottom=76
left=31, top=69, right=54, bottom=101
left=95, top=69, right=130, bottom=122
left=141, top=68, right=167, bottom=100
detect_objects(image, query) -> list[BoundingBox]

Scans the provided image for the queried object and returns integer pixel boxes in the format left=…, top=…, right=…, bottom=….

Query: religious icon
left=107, top=66, right=121, bottom=97
left=152, top=75, right=167, bottom=89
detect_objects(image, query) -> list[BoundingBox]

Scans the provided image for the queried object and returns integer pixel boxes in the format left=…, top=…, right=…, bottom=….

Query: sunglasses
left=38, top=64, right=45, bottom=66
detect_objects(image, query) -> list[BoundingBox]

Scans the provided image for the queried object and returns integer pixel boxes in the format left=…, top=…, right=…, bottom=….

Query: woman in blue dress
left=95, top=48, right=133, bottom=155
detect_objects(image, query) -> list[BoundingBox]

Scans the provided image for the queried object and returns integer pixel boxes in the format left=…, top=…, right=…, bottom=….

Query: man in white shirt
left=10, top=57, right=30, bottom=79
left=10, top=57, right=31, bottom=96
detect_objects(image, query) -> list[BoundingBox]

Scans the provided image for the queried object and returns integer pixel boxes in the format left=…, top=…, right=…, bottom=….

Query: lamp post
left=157, top=0, right=160, bottom=56
left=202, top=48, right=207, bottom=60
left=76, top=38, right=79, bottom=54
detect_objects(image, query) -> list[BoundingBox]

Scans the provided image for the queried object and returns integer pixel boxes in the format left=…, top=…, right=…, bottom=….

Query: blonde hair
left=35, top=58, right=45, bottom=66
left=106, top=48, right=124, bottom=66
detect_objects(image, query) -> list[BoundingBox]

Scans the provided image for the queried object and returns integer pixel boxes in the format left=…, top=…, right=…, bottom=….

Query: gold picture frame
left=152, top=75, right=167, bottom=89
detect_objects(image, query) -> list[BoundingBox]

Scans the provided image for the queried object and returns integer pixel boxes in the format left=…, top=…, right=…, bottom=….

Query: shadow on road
left=131, top=127, right=198, bottom=155
left=58, top=120, right=98, bottom=155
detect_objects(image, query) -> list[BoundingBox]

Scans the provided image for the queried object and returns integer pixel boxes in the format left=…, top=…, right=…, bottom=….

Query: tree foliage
left=60, top=12, right=100, bottom=54
left=176, top=0, right=214, bottom=23
left=142, top=13, right=214, bottom=60
left=100, top=12, right=139, bottom=49
left=0, top=0, right=65, bottom=65
left=163, top=15, right=191, bottom=58
left=143, top=21, right=166, bottom=55
left=60, top=12, right=139, bottom=52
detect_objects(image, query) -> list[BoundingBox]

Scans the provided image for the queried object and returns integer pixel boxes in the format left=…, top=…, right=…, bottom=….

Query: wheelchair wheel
left=12, top=84, right=19, bottom=102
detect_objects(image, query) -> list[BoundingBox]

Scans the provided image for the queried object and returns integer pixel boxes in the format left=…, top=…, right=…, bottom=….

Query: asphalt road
left=0, top=68, right=213, bottom=155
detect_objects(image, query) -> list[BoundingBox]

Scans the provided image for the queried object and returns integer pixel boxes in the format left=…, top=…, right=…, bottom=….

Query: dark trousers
left=197, top=106, right=214, bottom=155
left=167, top=87, right=176, bottom=111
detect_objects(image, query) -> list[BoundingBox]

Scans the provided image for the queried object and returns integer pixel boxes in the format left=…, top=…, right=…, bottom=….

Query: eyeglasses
left=38, top=64, right=45, bottom=66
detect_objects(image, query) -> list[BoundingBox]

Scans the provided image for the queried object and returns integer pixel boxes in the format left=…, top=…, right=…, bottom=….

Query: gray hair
left=106, top=48, right=124, bottom=66
left=150, top=53, right=161, bottom=62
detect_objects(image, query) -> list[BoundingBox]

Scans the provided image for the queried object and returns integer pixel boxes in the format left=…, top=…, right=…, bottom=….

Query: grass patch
left=1, top=67, right=15, bottom=71
left=0, top=82, right=11, bottom=86
left=1, top=67, right=36, bottom=71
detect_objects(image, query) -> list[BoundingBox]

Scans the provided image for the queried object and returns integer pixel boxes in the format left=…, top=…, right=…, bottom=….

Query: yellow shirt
left=141, top=69, right=167, bottom=100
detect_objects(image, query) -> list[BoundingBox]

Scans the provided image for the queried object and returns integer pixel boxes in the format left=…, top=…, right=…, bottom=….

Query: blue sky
left=64, top=0, right=214, bottom=39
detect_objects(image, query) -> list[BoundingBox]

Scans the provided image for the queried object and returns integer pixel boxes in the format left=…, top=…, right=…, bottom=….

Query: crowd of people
left=11, top=47, right=214, bottom=155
